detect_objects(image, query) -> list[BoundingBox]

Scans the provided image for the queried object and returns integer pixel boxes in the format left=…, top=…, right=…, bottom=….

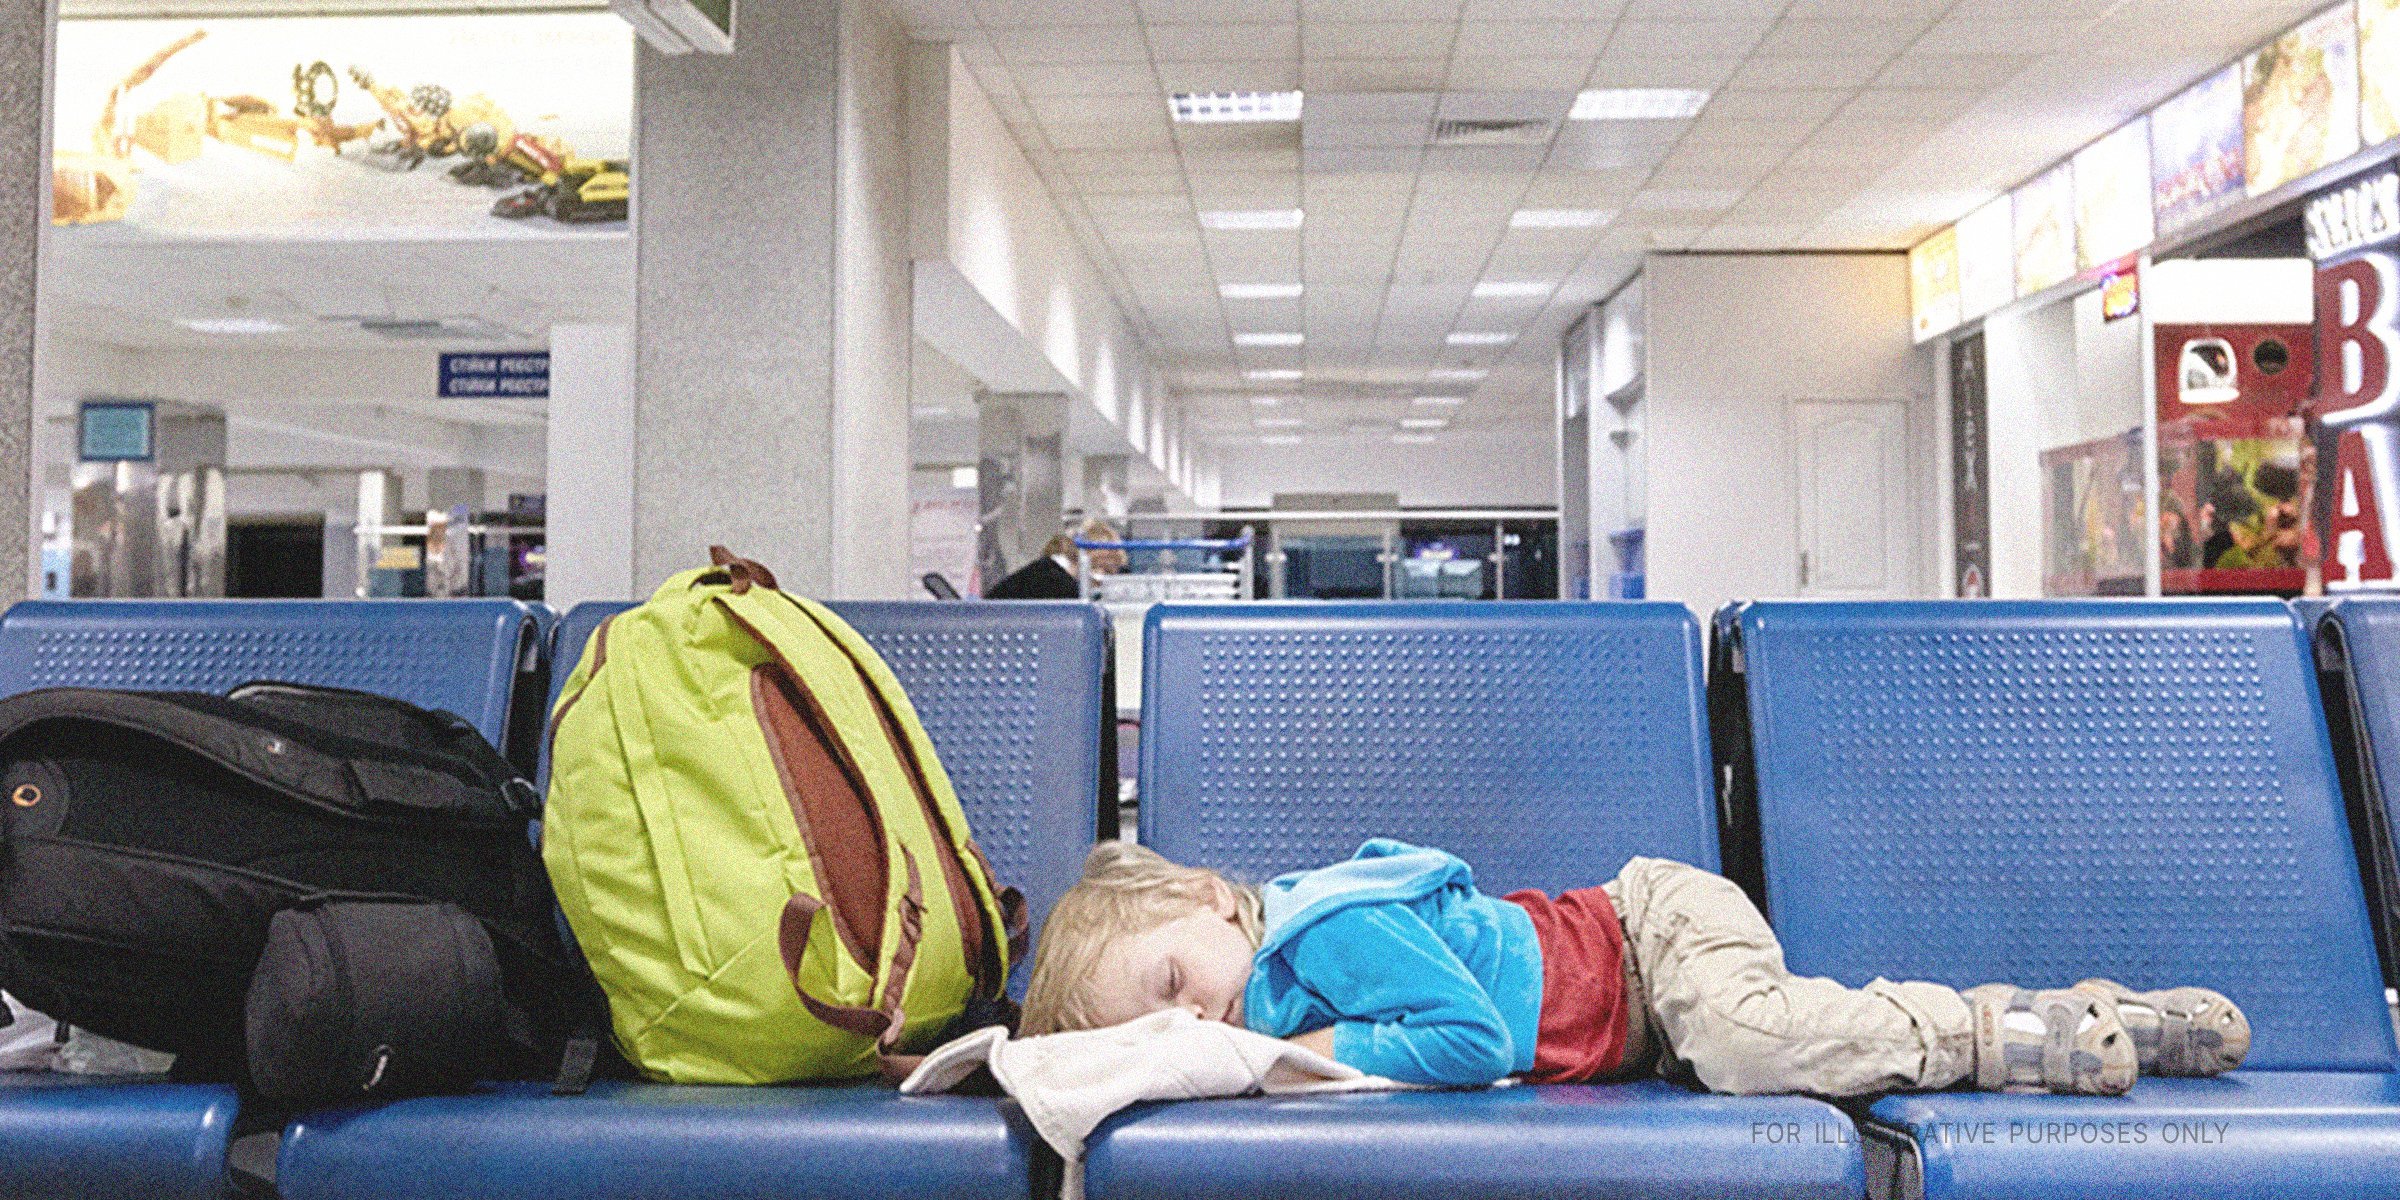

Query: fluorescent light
left=1246, top=368, right=1303, bottom=381
left=1412, top=395, right=1466, bottom=406
left=1446, top=331, right=1515, bottom=346
left=949, top=466, right=979, bottom=490
left=1427, top=368, right=1487, bottom=382
left=1472, top=280, right=1553, bottom=299
left=1236, top=332, right=1304, bottom=347
left=1220, top=282, right=1304, bottom=299
left=1171, top=90, right=1303, bottom=123
left=1393, top=433, right=1439, bottom=444
left=1249, top=395, right=1285, bottom=407
left=1201, top=208, right=1304, bottom=231
left=1570, top=88, right=1710, bottom=120
left=180, top=317, right=287, bottom=335
left=1510, top=208, right=1613, bottom=229
left=1261, top=434, right=1304, bottom=446
left=1400, top=416, right=1449, bottom=429
left=912, top=406, right=953, bottom=418
left=1255, top=416, right=1305, bottom=428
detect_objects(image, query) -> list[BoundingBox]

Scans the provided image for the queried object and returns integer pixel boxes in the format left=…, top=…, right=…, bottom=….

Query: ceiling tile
left=1604, top=19, right=1773, bottom=58
left=972, top=0, right=1137, bottom=26
left=1303, top=57, right=1450, bottom=90
left=1139, top=0, right=1298, bottom=20
left=1585, top=52, right=1747, bottom=88
left=1723, top=54, right=1889, bottom=89
left=1871, top=52, right=2038, bottom=88
left=1301, top=19, right=1458, bottom=59
left=1452, top=19, right=1613, bottom=57
left=1146, top=21, right=1300, bottom=61
left=1752, top=16, right=1931, bottom=57
left=1446, top=55, right=1593, bottom=90
left=1154, top=59, right=1304, bottom=91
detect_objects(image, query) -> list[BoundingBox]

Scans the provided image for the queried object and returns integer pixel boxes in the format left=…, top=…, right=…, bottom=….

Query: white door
left=1790, top=399, right=1914, bottom=598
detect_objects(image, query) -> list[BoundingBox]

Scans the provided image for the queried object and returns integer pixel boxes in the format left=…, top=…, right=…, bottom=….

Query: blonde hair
left=1018, top=842, right=1262, bottom=1036
left=1041, top=520, right=1120, bottom=560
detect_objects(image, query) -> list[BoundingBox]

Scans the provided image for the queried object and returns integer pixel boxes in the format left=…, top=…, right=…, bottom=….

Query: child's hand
left=1284, top=1027, right=1336, bottom=1058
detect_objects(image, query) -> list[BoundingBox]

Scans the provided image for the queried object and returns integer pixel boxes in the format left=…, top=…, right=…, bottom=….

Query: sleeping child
left=1018, top=840, right=2249, bottom=1096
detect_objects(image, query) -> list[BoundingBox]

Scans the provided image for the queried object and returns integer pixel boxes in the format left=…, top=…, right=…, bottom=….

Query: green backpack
left=544, top=548, right=1025, bottom=1084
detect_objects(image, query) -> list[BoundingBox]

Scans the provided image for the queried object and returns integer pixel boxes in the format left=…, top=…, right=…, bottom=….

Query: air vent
left=1430, top=118, right=1552, bottom=146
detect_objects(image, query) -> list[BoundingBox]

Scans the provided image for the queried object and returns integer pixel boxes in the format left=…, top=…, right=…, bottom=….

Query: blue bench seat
left=279, top=599, right=1111, bottom=1200
left=1089, top=1082, right=1863, bottom=1200
left=0, top=599, right=541, bottom=1200
left=1724, top=600, right=2400, bottom=1200
left=1097, top=602, right=1867, bottom=1199
left=281, top=1082, right=1036, bottom=1200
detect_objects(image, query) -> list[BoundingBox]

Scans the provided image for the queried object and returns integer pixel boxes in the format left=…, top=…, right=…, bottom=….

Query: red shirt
left=1504, top=886, right=1631, bottom=1083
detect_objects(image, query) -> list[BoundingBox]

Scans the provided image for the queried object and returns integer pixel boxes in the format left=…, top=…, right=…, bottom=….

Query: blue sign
left=440, top=352, right=550, bottom=399
left=78, top=401, right=154, bottom=462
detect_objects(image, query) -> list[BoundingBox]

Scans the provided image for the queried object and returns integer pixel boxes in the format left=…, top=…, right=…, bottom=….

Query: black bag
left=0, top=681, right=595, bottom=1105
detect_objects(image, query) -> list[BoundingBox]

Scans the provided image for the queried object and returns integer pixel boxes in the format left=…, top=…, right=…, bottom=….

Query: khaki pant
left=1601, top=857, right=1975, bottom=1097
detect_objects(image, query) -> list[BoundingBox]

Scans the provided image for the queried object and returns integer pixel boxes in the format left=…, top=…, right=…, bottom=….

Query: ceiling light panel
left=1220, top=282, right=1304, bottom=299
left=1510, top=208, right=1614, bottom=228
left=180, top=317, right=288, bottom=335
left=1200, top=208, right=1304, bottom=231
left=1571, top=88, right=1712, bottom=120
left=1427, top=368, right=1488, bottom=382
left=1246, top=368, right=1303, bottom=381
left=1446, top=331, right=1515, bottom=346
left=1412, top=395, right=1467, bottom=406
left=1255, top=416, right=1306, bottom=428
left=1400, top=417, right=1449, bottom=429
left=1249, top=395, right=1286, bottom=406
left=1235, top=332, right=1305, bottom=346
left=1472, top=280, right=1554, bottom=299
left=1170, top=90, right=1304, bottom=124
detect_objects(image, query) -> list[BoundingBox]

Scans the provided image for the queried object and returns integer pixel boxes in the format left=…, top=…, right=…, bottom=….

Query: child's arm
left=1278, top=905, right=1516, bottom=1087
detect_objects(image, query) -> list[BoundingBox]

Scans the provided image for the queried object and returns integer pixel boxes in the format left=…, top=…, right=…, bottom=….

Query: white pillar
left=545, top=322, right=635, bottom=609
left=2, top=0, right=55, bottom=598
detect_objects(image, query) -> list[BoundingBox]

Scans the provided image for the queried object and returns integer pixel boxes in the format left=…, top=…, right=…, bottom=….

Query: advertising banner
left=2152, top=65, right=2247, bottom=236
left=2363, top=0, right=2400, bottom=145
left=1949, top=335, right=1991, bottom=598
left=1956, top=197, right=2015, bottom=319
left=2243, top=3, right=2360, bottom=197
left=52, top=14, right=631, bottom=239
left=2075, top=118, right=2154, bottom=269
left=1910, top=226, right=1961, bottom=342
left=2012, top=163, right=2077, bottom=297
left=2154, top=321, right=2315, bottom=595
left=2306, top=162, right=2400, bottom=590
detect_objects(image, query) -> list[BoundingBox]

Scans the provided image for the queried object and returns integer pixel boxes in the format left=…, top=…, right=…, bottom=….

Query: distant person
left=985, top=521, right=1126, bottom=599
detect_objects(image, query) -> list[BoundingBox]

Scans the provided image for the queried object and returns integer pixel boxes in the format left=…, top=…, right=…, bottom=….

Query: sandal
left=2074, top=979, right=2250, bottom=1077
left=1964, top=984, right=2137, bottom=1095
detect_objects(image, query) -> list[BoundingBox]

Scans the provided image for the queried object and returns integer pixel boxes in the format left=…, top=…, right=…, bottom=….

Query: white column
left=2, top=0, right=55, bottom=598
left=545, top=322, right=635, bottom=609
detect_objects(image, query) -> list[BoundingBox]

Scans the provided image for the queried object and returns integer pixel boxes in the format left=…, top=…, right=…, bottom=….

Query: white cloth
left=0, top=991, right=175, bottom=1075
left=902, top=1009, right=1411, bottom=1200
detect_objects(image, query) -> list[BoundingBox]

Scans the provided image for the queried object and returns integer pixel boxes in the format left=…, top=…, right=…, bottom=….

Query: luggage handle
left=778, top=846, right=927, bottom=1052
left=706, top=546, right=779, bottom=595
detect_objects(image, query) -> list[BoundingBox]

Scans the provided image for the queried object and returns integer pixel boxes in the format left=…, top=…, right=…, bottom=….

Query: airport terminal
left=4, top=0, right=2400, bottom=1196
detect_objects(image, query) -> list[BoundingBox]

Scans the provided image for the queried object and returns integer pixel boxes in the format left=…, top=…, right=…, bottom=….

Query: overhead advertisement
left=1910, top=225, right=1961, bottom=342
left=1956, top=197, right=2015, bottom=318
left=2364, top=0, right=2400, bottom=145
left=2074, top=118, right=2154, bottom=269
left=51, top=14, right=631, bottom=239
left=2012, top=163, right=2077, bottom=297
left=2242, top=3, right=2360, bottom=197
left=2308, top=165, right=2400, bottom=590
left=2151, top=65, right=2246, bottom=236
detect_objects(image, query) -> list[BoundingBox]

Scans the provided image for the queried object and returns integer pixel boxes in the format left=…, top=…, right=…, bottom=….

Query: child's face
left=1080, top=881, right=1254, bottom=1030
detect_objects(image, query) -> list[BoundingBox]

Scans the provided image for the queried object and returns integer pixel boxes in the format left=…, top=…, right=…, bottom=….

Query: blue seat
left=2301, top=597, right=2400, bottom=987
left=1723, top=599, right=2400, bottom=1200
left=280, top=599, right=1111, bottom=1200
left=0, top=599, right=540, bottom=1200
left=1093, top=602, right=1864, bottom=1200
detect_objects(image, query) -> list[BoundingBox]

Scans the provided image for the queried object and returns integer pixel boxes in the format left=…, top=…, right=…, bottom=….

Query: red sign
left=2313, top=252, right=2400, bottom=588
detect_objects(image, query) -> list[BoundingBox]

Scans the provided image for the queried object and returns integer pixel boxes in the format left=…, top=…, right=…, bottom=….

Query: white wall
left=546, top=322, right=634, bottom=610
left=1643, top=253, right=1935, bottom=619
left=1212, top=422, right=1559, bottom=509
left=1981, top=287, right=2147, bottom=597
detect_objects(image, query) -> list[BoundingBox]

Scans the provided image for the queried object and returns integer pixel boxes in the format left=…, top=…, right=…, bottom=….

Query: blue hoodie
left=1240, top=839, right=1543, bottom=1087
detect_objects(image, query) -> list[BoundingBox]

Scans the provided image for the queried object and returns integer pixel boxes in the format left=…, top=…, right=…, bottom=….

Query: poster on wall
left=2074, top=118, right=2154, bottom=269
left=1949, top=334, right=1991, bottom=598
left=2242, top=3, right=2360, bottom=198
left=2153, top=64, right=2247, bottom=236
left=2012, top=163, right=2078, bottom=297
left=1910, top=226, right=1961, bottom=342
left=2040, top=429, right=2147, bottom=596
left=1956, top=197, right=2015, bottom=319
left=2312, top=249, right=2400, bottom=589
left=2154, top=320, right=2314, bottom=594
left=2363, top=0, right=2400, bottom=146
left=51, top=14, right=631, bottom=239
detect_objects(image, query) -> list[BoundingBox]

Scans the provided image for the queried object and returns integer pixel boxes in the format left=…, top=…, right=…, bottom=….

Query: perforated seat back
left=0, top=599, right=536, bottom=745
left=2306, top=596, right=2400, bottom=990
left=550, top=600, right=1108, bottom=980
left=1734, top=599, right=2398, bottom=1073
left=1139, top=602, right=1718, bottom=894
